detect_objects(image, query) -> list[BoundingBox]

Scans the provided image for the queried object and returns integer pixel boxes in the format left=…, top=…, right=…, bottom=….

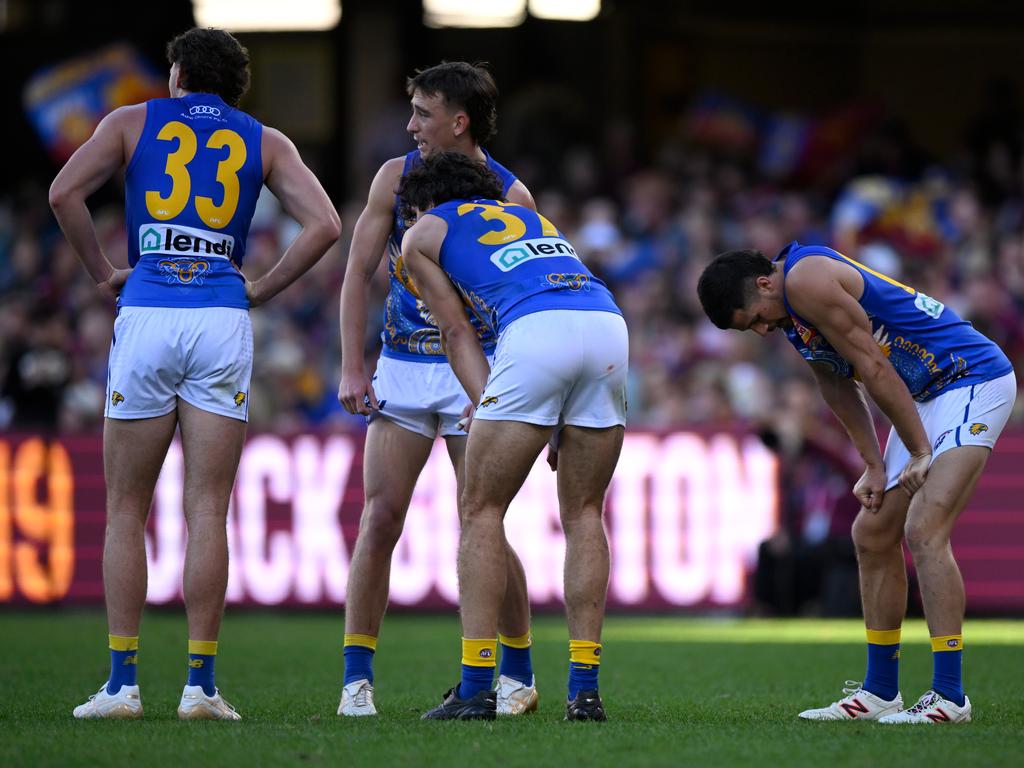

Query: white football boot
left=337, top=679, right=377, bottom=716
left=73, top=683, right=143, bottom=719
left=798, top=680, right=903, bottom=721
left=177, top=685, right=242, bottom=720
left=495, top=674, right=539, bottom=715
left=878, top=690, right=971, bottom=724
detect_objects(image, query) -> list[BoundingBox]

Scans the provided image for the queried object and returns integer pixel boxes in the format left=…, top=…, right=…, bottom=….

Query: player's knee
left=358, top=499, right=406, bottom=549
left=559, top=502, right=604, bottom=528
left=903, top=518, right=947, bottom=557
left=851, top=513, right=900, bottom=555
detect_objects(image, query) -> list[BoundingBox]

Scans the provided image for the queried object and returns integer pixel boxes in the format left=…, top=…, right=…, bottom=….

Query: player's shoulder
left=404, top=212, right=448, bottom=253
left=102, top=102, right=148, bottom=131
left=785, top=249, right=850, bottom=291
left=364, top=156, right=410, bottom=208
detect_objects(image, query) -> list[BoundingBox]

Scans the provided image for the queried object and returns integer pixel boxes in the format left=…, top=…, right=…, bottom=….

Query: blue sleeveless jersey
left=381, top=150, right=516, bottom=361
left=778, top=242, right=1012, bottom=401
left=121, top=93, right=263, bottom=309
left=427, top=198, right=621, bottom=334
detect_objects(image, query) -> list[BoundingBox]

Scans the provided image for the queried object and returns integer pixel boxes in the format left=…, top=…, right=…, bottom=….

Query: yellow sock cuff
left=499, top=632, right=532, bottom=649
left=570, top=639, right=602, bottom=666
left=344, top=633, right=378, bottom=651
left=188, top=639, right=218, bottom=656
left=462, top=637, right=498, bottom=667
left=931, top=634, right=963, bottom=652
left=109, top=634, right=139, bottom=652
left=866, top=628, right=902, bottom=646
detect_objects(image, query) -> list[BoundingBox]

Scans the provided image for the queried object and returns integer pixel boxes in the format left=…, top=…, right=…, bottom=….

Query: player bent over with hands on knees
left=50, top=27, right=340, bottom=720
left=697, top=244, right=1015, bottom=724
left=336, top=62, right=539, bottom=717
left=397, top=152, right=628, bottom=721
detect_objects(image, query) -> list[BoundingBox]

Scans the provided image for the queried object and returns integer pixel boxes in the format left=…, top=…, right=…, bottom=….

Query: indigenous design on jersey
left=426, top=199, right=621, bottom=334
left=778, top=242, right=1012, bottom=401
left=121, top=93, right=263, bottom=309
left=381, top=150, right=516, bottom=361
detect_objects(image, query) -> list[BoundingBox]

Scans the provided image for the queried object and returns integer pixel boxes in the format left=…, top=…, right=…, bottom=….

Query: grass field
left=1, top=612, right=1022, bottom=767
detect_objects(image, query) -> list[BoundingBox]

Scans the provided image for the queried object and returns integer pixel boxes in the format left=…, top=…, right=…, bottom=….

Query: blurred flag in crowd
left=22, top=44, right=165, bottom=163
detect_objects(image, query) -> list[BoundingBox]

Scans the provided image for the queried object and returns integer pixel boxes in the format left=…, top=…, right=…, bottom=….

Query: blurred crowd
left=2, top=90, right=1023, bottom=452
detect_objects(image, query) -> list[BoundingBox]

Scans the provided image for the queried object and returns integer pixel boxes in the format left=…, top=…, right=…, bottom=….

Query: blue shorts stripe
left=955, top=426, right=962, bottom=447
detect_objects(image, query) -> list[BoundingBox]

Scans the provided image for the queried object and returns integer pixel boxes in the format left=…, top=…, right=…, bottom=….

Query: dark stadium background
left=2, top=0, right=1024, bottom=616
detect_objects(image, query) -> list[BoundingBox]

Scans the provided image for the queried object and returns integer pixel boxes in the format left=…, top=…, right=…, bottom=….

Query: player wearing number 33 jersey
left=50, top=27, right=339, bottom=722
left=121, top=92, right=263, bottom=309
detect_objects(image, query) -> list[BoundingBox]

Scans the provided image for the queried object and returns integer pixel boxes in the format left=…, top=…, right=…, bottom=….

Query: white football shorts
left=474, top=309, right=628, bottom=428
left=884, top=371, right=1017, bottom=490
left=368, top=354, right=486, bottom=439
left=105, top=306, right=253, bottom=422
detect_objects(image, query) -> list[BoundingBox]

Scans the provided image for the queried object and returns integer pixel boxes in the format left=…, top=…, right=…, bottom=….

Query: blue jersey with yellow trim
left=427, top=198, right=621, bottom=334
left=381, top=150, right=516, bottom=361
left=121, top=93, right=263, bottom=309
left=778, top=242, right=1011, bottom=401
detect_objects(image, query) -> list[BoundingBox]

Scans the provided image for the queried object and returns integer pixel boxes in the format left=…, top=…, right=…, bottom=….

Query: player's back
left=780, top=241, right=1012, bottom=400
left=122, top=92, right=264, bottom=309
left=429, top=199, right=620, bottom=333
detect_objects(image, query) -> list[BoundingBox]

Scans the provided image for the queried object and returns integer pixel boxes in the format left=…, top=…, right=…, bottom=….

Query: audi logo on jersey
left=189, top=104, right=222, bottom=117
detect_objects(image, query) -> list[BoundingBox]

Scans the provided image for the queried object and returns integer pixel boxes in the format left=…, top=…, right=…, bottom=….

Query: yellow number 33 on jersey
left=145, top=121, right=246, bottom=230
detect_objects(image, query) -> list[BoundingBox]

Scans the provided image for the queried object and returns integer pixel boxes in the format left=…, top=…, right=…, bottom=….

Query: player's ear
left=452, top=111, right=469, bottom=138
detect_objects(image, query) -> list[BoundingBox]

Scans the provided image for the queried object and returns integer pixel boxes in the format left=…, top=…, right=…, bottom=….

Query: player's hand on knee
left=853, top=464, right=886, bottom=512
left=898, top=450, right=931, bottom=496
left=338, top=372, right=378, bottom=415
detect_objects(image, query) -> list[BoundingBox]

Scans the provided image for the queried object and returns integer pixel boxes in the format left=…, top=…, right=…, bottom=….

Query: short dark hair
left=406, top=62, right=498, bottom=145
left=166, top=27, right=250, bottom=107
left=396, top=151, right=505, bottom=221
left=697, top=250, right=775, bottom=329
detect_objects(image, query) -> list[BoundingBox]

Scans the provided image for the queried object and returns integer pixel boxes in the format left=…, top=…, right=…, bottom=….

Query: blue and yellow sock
left=498, top=632, right=534, bottom=686
left=568, top=639, right=601, bottom=700
left=107, top=634, right=138, bottom=694
left=863, top=628, right=901, bottom=701
left=187, top=640, right=218, bottom=696
left=459, top=638, right=497, bottom=700
left=931, top=634, right=964, bottom=706
left=343, top=633, right=377, bottom=685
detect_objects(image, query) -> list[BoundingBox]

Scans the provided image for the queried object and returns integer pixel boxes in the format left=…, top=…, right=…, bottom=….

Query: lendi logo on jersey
left=189, top=104, right=221, bottom=117
left=490, top=237, right=579, bottom=272
left=914, top=292, right=945, bottom=319
left=139, top=223, right=235, bottom=259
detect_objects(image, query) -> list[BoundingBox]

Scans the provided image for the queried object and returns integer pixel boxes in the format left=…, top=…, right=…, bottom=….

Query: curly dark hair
left=396, top=151, right=505, bottom=221
left=697, top=250, right=775, bottom=329
left=406, top=62, right=498, bottom=146
left=166, top=27, right=250, bottom=107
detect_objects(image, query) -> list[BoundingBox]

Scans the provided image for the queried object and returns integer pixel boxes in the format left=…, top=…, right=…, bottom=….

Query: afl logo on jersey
left=189, top=104, right=221, bottom=117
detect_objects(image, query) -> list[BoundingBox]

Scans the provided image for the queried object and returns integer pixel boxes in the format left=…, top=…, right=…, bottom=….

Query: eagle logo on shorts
left=234, top=391, right=247, bottom=407
left=969, top=423, right=989, bottom=436
left=480, top=396, right=499, bottom=408
left=111, top=391, right=125, bottom=407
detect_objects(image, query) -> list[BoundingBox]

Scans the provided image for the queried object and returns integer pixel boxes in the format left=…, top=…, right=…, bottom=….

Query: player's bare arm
left=401, top=215, right=489, bottom=404
left=810, top=363, right=887, bottom=511
left=787, top=257, right=931, bottom=493
left=337, top=157, right=405, bottom=415
left=49, top=105, right=145, bottom=297
left=505, top=180, right=537, bottom=211
left=248, top=126, right=341, bottom=307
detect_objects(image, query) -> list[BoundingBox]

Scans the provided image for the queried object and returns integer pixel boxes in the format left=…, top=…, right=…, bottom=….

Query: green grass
left=1, top=612, right=1022, bottom=767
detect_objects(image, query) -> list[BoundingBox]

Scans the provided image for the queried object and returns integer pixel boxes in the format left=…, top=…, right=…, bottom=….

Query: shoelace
left=352, top=686, right=370, bottom=707
left=905, top=692, right=939, bottom=714
left=216, top=692, right=238, bottom=714
left=840, top=680, right=864, bottom=698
